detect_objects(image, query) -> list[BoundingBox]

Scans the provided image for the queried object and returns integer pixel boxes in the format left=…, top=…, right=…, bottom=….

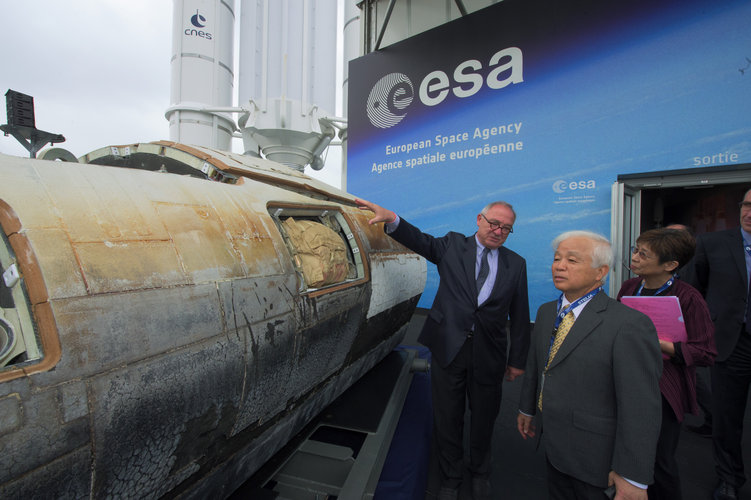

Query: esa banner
left=348, top=0, right=751, bottom=311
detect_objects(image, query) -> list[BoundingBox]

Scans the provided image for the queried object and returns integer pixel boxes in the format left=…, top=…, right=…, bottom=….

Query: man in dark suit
left=517, top=230, right=662, bottom=500
left=682, top=188, right=751, bottom=500
left=667, top=224, right=714, bottom=438
left=356, top=198, right=530, bottom=500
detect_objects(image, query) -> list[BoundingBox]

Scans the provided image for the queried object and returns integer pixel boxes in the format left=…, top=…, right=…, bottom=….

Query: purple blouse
left=618, top=278, right=717, bottom=421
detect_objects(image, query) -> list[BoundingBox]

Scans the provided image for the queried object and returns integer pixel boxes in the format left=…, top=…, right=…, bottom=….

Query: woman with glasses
left=617, top=228, right=717, bottom=500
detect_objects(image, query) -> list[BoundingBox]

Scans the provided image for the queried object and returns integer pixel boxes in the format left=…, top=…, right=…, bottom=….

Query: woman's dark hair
left=636, top=228, right=696, bottom=269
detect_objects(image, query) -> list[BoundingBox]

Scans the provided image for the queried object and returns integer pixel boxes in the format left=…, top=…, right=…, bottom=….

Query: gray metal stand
left=236, top=349, right=422, bottom=500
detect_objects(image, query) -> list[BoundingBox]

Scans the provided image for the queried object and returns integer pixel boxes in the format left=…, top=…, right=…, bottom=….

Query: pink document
left=620, top=295, right=687, bottom=344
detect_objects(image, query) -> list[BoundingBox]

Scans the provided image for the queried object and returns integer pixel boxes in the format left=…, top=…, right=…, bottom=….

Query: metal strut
left=373, top=0, right=469, bottom=51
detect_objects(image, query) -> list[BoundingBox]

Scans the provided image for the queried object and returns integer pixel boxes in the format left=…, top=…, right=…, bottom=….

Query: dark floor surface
left=402, top=308, right=751, bottom=500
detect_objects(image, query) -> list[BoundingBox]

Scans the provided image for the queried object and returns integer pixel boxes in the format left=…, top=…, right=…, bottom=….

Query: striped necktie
left=476, top=247, right=490, bottom=295
left=538, top=311, right=576, bottom=411
left=548, top=311, right=575, bottom=365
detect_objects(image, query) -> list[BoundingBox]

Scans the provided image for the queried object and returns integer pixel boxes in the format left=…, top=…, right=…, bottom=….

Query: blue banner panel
left=348, top=0, right=751, bottom=311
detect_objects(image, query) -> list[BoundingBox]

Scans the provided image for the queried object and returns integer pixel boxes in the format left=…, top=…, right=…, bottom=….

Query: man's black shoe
left=713, top=480, right=738, bottom=500
left=687, top=421, right=712, bottom=438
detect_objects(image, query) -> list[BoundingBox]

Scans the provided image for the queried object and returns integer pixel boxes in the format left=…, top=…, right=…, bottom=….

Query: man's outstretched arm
left=355, top=198, right=397, bottom=225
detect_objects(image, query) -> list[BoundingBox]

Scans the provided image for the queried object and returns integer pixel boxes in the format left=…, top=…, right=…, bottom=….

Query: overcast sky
left=1, top=0, right=344, bottom=188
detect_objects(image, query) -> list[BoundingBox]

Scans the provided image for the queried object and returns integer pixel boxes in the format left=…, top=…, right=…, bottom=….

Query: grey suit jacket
left=519, top=291, right=662, bottom=488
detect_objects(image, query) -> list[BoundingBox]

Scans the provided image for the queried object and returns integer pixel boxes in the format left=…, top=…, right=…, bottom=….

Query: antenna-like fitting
left=1, top=89, right=65, bottom=158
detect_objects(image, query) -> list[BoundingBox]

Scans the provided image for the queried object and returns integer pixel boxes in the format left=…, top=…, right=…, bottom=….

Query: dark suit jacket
left=519, top=291, right=662, bottom=488
left=388, top=218, right=530, bottom=384
left=682, top=228, right=748, bottom=362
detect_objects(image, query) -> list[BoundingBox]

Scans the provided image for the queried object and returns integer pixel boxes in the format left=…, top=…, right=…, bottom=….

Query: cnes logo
left=186, top=9, right=212, bottom=40
left=366, top=47, right=523, bottom=129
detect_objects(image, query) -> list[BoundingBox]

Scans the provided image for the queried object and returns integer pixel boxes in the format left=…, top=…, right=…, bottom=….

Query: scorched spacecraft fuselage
left=0, top=141, right=425, bottom=498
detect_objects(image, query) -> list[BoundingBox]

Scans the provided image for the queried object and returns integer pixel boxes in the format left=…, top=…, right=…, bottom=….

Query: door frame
left=610, top=163, right=751, bottom=296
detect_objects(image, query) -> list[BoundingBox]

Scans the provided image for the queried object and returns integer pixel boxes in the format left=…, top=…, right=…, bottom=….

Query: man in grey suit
left=356, top=197, right=530, bottom=500
left=518, top=230, right=662, bottom=500
left=682, top=188, right=751, bottom=500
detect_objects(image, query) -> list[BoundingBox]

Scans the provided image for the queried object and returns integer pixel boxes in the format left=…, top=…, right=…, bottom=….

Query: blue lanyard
left=554, top=287, right=602, bottom=328
left=635, top=274, right=676, bottom=296
left=546, top=287, right=601, bottom=365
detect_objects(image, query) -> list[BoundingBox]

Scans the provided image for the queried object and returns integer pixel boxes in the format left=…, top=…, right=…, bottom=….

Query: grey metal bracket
left=373, top=0, right=468, bottom=51
left=1, top=124, right=65, bottom=158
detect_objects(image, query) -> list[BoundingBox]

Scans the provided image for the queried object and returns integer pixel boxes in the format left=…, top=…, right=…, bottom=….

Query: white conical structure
left=237, top=0, right=337, bottom=170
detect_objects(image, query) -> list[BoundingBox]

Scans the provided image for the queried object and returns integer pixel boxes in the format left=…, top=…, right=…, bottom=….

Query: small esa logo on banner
left=553, top=179, right=597, bottom=204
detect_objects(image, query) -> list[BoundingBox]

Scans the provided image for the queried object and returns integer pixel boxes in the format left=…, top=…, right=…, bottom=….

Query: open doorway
left=640, top=183, right=748, bottom=234
left=610, top=163, right=751, bottom=294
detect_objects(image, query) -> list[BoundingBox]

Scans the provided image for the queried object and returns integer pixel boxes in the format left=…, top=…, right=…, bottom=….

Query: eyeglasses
left=480, top=213, right=513, bottom=234
left=630, top=246, right=654, bottom=260
left=740, top=201, right=751, bottom=211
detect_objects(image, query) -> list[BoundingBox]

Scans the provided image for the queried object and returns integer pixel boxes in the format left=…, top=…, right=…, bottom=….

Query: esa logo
left=553, top=179, right=596, bottom=193
left=367, top=73, right=414, bottom=129
left=186, top=9, right=212, bottom=39
left=366, top=47, right=523, bottom=129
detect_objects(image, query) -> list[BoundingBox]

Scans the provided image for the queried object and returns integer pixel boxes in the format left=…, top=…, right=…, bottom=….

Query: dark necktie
left=477, top=248, right=490, bottom=295
left=746, top=275, right=751, bottom=333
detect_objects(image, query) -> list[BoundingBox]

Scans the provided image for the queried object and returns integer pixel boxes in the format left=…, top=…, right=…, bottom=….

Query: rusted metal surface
left=0, top=145, right=425, bottom=498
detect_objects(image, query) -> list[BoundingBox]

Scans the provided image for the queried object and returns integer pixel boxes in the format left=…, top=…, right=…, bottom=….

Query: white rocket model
left=166, top=0, right=339, bottom=172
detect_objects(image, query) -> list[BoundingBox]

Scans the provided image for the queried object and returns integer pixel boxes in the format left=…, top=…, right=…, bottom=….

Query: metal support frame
left=246, top=348, right=422, bottom=499
left=454, top=0, right=468, bottom=17
left=374, top=0, right=397, bottom=51
left=1, top=124, right=65, bottom=158
left=372, top=0, right=468, bottom=52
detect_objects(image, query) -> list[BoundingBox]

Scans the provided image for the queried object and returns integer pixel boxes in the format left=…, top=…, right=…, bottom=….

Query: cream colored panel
left=155, top=203, right=244, bottom=283
left=367, top=252, right=426, bottom=319
left=36, top=163, right=170, bottom=243
left=75, top=240, right=190, bottom=294
left=23, top=228, right=88, bottom=299
left=202, top=189, right=285, bottom=278
left=0, top=160, right=61, bottom=230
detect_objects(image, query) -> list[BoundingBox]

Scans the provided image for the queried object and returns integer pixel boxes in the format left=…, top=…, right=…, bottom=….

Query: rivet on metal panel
left=3, top=263, right=19, bottom=288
